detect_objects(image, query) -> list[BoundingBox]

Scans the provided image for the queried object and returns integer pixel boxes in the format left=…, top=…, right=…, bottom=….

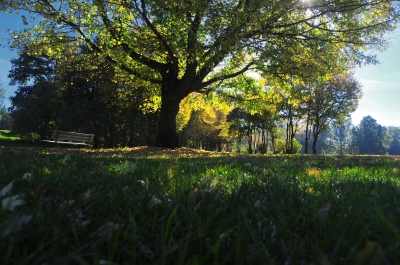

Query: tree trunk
left=154, top=91, right=181, bottom=148
left=312, top=134, right=319, bottom=154
left=312, top=122, right=320, bottom=154
left=304, top=116, right=311, bottom=154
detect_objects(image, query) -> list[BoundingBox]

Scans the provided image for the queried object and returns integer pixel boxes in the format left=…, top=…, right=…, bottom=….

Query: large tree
left=4, top=0, right=399, bottom=148
left=308, top=72, right=362, bottom=154
left=0, top=80, right=8, bottom=129
left=351, top=115, right=389, bottom=154
left=8, top=52, right=61, bottom=140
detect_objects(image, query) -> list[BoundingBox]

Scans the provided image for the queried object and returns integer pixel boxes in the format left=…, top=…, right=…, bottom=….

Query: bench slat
left=43, top=130, right=94, bottom=146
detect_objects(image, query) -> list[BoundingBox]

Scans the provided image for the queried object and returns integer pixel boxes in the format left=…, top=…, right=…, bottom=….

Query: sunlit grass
left=0, top=130, right=21, bottom=141
left=1, top=147, right=400, bottom=264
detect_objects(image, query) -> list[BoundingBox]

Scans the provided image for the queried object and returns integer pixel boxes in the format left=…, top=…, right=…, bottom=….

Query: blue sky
left=1, top=12, right=400, bottom=127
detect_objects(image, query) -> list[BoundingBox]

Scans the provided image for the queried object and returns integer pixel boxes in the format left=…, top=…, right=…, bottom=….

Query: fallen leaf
left=67, top=210, right=90, bottom=229
left=137, top=240, right=154, bottom=262
left=2, top=194, right=25, bottom=211
left=0, top=181, right=14, bottom=197
left=59, top=200, right=76, bottom=209
left=355, top=241, right=382, bottom=265
left=91, top=222, right=121, bottom=239
left=270, top=224, right=278, bottom=243
left=148, top=195, right=162, bottom=210
left=199, top=177, right=208, bottom=186
left=84, top=188, right=95, bottom=199
left=22, top=173, right=32, bottom=181
left=1, top=214, right=33, bottom=238
left=197, top=189, right=211, bottom=201
left=167, top=166, right=174, bottom=178
left=316, top=201, right=331, bottom=221
left=43, top=166, right=50, bottom=174
left=254, top=200, right=262, bottom=209
left=99, top=260, right=119, bottom=265
left=313, top=246, right=332, bottom=265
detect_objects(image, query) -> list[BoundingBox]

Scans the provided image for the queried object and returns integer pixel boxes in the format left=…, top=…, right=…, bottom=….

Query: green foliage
left=351, top=116, right=390, bottom=154
left=8, top=49, right=158, bottom=147
left=180, top=107, right=227, bottom=151
left=0, top=83, right=9, bottom=130
left=2, top=148, right=400, bottom=264
left=106, top=159, right=138, bottom=176
left=5, top=0, right=399, bottom=147
left=387, top=126, right=400, bottom=155
left=274, top=137, right=302, bottom=154
left=306, top=72, right=362, bottom=154
left=0, top=130, right=21, bottom=141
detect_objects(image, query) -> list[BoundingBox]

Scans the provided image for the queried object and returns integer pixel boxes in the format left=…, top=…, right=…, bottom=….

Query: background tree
left=8, top=52, right=61, bottom=140
left=272, top=85, right=304, bottom=155
left=8, top=47, right=157, bottom=146
left=0, top=79, right=8, bottom=129
left=387, top=126, right=400, bottom=155
left=6, top=0, right=399, bottom=148
left=351, top=116, right=390, bottom=154
left=253, top=110, right=279, bottom=154
left=307, top=72, right=362, bottom=154
left=332, top=119, right=354, bottom=155
left=227, top=108, right=257, bottom=154
left=180, top=107, right=227, bottom=151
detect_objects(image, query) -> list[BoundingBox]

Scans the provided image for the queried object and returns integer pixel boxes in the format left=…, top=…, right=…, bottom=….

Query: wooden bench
left=42, top=130, right=94, bottom=147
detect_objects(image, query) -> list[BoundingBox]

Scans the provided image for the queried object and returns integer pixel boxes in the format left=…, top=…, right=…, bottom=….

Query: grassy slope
left=1, top=147, right=400, bottom=264
left=0, top=130, right=27, bottom=147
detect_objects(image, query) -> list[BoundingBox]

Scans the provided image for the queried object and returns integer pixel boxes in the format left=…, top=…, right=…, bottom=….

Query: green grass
left=0, top=130, right=28, bottom=147
left=1, top=147, right=400, bottom=264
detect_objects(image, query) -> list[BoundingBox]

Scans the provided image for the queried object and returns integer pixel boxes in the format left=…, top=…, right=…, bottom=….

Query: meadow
left=1, top=138, right=400, bottom=264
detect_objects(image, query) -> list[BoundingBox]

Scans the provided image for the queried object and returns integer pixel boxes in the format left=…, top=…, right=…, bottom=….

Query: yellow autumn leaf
left=43, top=166, right=50, bottom=174
left=355, top=241, right=382, bottom=265
left=84, top=188, right=95, bottom=199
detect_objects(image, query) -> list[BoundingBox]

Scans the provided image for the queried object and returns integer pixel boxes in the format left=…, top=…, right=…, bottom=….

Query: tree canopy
left=351, top=115, right=390, bottom=154
left=3, top=0, right=400, bottom=147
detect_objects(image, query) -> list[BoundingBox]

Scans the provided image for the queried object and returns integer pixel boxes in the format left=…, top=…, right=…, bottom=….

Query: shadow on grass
left=1, top=147, right=400, bottom=264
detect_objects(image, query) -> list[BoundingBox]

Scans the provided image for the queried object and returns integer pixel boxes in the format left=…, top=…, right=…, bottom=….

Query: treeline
left=0, top=81, right=12, bottom=130
left=178, top=106, right=400, bottom=155
left=5, top=49, right=399, bottom=155
left=303, top=116, right=400, bottom=155
left=7, top=48, right=160, bottom=148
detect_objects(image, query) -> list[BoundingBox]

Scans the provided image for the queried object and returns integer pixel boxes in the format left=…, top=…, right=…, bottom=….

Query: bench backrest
left=51, top=130, right=94, bottom=143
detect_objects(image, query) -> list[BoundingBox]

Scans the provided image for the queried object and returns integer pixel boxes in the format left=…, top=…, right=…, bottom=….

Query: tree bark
left=304, top=114, right=311, bottom=154
left=312, top=134, right=319, bottom=154
left=312, top=123, right=319, bottom=154
left=154, top=89, right=182, bottom=148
